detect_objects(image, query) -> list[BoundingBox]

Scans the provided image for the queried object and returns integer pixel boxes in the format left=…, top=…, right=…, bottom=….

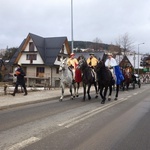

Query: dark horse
left=95, top=60, right=122, bottom=104
left=77, top=56, right=98, bottom=101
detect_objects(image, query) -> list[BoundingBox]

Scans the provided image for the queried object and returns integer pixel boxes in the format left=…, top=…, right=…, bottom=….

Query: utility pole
left=71, top=0, right=74, bottom=53
left=138, top=43, right=144, bottom=75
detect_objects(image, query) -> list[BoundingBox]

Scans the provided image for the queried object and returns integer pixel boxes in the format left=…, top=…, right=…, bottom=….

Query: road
left=0, top=84, right=150, bottom=150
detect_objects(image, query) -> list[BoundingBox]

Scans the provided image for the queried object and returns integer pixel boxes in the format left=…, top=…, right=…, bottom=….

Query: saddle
left=90, top=68, right=97, bottom=81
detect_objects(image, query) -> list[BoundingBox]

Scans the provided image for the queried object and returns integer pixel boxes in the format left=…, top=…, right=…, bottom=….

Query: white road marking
left=8, top=137, right=40, bottom=150
left=58, top=97, right=129, bottom=128
left=127, top=95, right=132, bottom=98
left=133, top=92, right=138, bottom=95
left=6, top=88, right=146, bottom=150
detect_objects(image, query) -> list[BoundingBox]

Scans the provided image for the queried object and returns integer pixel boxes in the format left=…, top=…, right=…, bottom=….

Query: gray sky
left=0, top=0, right=150, bottom=53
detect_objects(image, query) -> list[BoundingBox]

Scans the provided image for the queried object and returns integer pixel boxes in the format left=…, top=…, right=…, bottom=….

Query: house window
left=57, top=56, right=61, bottom=61
left=56, top=67, right=59, bottom=74
left=36, top=67, right=45, bottom=77
left=26, top=54, right=37, bottom=60
left=60, top=44, right=64, bottom=53
left=29, top=42, right=34, bottom=51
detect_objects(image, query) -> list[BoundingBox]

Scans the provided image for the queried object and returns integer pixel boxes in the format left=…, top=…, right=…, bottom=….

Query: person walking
left=11, top=63, right=28, bottom=96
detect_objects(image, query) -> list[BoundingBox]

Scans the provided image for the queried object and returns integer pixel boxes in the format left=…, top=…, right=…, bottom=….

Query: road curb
left=0, top=95, right=72, bottom=110
left=0, top=88, right=98, bottom=110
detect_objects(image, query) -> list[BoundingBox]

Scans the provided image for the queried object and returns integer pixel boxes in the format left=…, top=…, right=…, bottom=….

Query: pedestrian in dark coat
left=11, top=64, right=27, bottom=96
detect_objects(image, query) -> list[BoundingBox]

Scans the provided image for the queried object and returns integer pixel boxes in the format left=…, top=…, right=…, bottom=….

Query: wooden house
left=9, top=33, right=71, bottom=87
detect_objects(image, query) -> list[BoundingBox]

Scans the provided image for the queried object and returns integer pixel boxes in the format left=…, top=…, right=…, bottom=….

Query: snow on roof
left=116, top=54, right=143, bottom=69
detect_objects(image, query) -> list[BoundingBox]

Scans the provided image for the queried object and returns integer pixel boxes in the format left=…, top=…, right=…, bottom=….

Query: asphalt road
left=0, top=84, right=150, bottom=150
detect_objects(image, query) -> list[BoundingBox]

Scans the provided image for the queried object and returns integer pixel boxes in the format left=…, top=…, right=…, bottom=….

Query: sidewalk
left=0, top=86, right=88, bottom=110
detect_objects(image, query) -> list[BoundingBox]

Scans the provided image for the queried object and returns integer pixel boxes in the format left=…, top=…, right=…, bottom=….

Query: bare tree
left=93, top=37, right=102, bottom=43
left=108, top=44, right=121, bottom=55
left=92, top=37, right=103, bottom=51
left=116, top=33, right=134, bottom=55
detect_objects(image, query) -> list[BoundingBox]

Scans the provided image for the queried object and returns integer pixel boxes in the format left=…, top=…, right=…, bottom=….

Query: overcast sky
left=0, top=0, right=150, bottom=53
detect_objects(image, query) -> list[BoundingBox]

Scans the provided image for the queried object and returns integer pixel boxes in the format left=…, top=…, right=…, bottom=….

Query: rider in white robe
left=105, top=53, right=118, bottom=81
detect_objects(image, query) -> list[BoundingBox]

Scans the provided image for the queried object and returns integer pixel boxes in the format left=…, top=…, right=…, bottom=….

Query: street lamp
left=71, top=0, right=74, bottom=52
left=138, top=43, right=144, bottom=75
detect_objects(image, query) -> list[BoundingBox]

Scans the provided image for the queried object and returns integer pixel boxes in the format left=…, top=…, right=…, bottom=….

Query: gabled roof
left=10, top=33, right=70, bottom=66
left=9, top=39, right=26, bottom=65
left=0, top=59, right=7, bottom=71
left=44, top=36, right=69, bottom=65
left=116, top=54, right=143, bottom=69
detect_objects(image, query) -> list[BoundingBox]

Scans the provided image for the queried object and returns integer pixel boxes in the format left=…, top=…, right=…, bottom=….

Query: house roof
left=0, top=58, right=6, bottom=71
left=116, top=54, right=143, bottom=69
left=9, top=39, right=26, bottom=66
left=10, top=33, right=70, bottom=66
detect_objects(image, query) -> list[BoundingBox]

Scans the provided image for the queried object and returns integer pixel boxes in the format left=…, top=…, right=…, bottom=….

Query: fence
left=140, top=73, right=150, bottom=84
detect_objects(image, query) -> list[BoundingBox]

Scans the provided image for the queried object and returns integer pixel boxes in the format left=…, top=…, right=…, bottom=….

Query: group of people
left=12, top=52, right=118, bottom=97
left=67, top=52, right=118, bottom=82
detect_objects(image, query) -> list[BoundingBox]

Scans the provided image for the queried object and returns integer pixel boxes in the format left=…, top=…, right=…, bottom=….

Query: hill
left=68, top=41, right=110, bottom=51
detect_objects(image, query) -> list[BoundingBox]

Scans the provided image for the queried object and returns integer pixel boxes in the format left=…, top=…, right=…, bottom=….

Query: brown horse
left=121, top=69, right=133, bottom=90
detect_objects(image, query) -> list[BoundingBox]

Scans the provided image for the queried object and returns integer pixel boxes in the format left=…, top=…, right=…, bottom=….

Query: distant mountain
left=68, top=41, right=109, bottom=51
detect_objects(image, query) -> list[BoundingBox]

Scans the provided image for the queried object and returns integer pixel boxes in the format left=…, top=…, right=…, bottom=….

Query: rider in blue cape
left=105, top=53, right=124, bottom=85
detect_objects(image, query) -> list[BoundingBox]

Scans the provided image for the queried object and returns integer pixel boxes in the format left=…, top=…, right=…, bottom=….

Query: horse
left=95, top=60, right=123, bottom=104
left=77, top=56, right=98, bottom=101
left=95, top=60, right=113, bottom=104
left=59, top=58, right=81, bottom=101
left=120, top=69, right=133, bottom=90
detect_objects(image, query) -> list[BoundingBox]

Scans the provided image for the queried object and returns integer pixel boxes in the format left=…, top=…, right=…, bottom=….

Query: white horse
left=59, top=58, right=79, bottom=101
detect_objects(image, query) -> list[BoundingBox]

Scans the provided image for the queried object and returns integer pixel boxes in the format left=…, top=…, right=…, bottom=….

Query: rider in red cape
left=75, top=67, right=82, bottom=83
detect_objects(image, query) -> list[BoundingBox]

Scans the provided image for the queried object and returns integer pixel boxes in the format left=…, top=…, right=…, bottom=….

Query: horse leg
left=73, top=82, right=76, bottom=98
left=122, top=82, right=125, bottom=91
left=69, top=84, right=74, bottom=100
left=126, top=79, right=130, bottom=90
left=103, top=86, right=109, bottom=103
left=100, top=87, right=105, bottom=104
left=87, top=84, right=91, bottom=100
left=82, top=84, right=86, bottom=101
left=94, top=82, right=98, bottom=98
left=114, top=84, right=119, bottom=100
left=108, top=85, right=112, bottom=101
left=76, top=82, right=80, bottom=97
left=60, top=84, right=64, bottom=101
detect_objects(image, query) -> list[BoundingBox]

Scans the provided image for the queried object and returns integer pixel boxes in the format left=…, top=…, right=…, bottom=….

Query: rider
left=105, top=53, right=118, bottom=82
left=125, top=65, right=132, bottom=73
left=67, top=53, right=78, bottom=81
left=87, top=53, right=98, bottom=81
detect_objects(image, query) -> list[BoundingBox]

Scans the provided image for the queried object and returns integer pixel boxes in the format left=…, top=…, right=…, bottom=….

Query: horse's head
left=95, top=60, right=105, bottom=72
left=59, top=58, right=67, bottom=72
left=77, top=56, right=87, bottom=71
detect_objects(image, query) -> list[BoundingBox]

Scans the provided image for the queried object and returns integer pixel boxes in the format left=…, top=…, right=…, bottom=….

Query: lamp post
left=138, top=43, right=144, bottom=75
left=133, top=51, right=136, bottom=73
left=71, top=0, right=74, bottom=52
